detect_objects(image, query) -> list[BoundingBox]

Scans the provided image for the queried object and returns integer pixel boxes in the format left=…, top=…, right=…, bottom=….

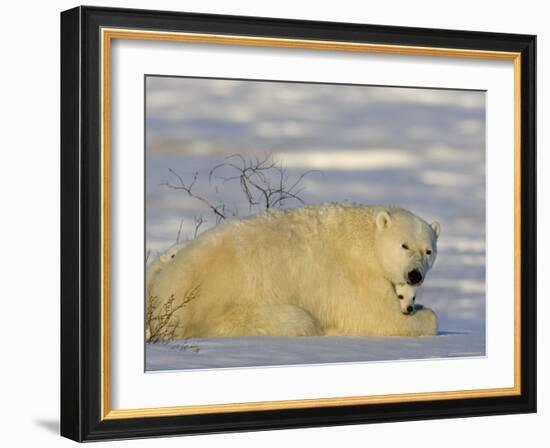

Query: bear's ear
left=376, top=211, right=392, bottom=230
left=431, top=221, right=441, bottom=238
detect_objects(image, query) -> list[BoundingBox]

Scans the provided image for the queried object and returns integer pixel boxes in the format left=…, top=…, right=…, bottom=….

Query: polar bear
left=394, top=283, right=418, bottom=315
left=145, top=242, right=187, bottom=298
left=147, top=203, right=440, bottom=338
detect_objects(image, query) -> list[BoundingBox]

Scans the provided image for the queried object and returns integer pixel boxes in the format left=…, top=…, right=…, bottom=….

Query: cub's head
left=373, top=208, right=440, bottom=286
left=158, top=242, right=187, bottom=263
left=394, top=283, right=417, bottom=315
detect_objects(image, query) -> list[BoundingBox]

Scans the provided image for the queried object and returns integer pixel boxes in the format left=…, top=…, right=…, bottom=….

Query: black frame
left=61, top=5, right=536, bottom=442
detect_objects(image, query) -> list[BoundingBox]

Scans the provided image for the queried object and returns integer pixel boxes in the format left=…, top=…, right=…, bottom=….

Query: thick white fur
left=145, top=243, right=187, bottom=298
left=394, top=283, right=418, bottom=315
left=148, top=203, right=440, bottom=337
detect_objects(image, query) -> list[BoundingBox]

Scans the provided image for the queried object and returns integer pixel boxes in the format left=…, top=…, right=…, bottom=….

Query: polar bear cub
left=146, top=243, right=187, bottom=298
left=394, top=283, right=418, bottom=315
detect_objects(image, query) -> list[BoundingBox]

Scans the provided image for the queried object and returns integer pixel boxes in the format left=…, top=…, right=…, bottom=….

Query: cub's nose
left=406, top=305, right=414, bottom=314
left=407, top=269, right=423, bottom=285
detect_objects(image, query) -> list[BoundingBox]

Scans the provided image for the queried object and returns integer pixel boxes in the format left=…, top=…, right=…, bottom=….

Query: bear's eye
left=426, top=250, right=432, bottom=255
left=401, top=244, right=409, bottom=250
left=398, top=295, right=404, bottom=299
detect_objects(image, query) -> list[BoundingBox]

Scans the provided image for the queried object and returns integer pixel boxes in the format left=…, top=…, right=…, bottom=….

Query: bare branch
left=193, top=216, right=205, bottom=239
left=161, top=169, right=227, bottom=221
left=286, top=169, right=321, bottom=194
left=175, top=218, right=185, bottom=244
left=210, top=153, right=319, bottom=211
left=163, top=152, right=321, bottom=224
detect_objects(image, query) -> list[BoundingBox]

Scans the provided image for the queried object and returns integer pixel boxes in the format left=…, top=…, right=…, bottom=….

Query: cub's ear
left=431, top=221, right=441, bottom=238
left=376, top=211, right=392, bottom=230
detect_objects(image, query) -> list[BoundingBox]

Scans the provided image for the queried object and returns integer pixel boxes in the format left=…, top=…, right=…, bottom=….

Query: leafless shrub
left=210, top=153, right=320, bottom=214
left=161, top=153, right=320, bottom=225
left=146, top=284, right=200, bottom=343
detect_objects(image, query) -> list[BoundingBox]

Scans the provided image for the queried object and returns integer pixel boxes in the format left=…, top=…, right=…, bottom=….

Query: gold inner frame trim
left=100, top=27, right=522, bottom=421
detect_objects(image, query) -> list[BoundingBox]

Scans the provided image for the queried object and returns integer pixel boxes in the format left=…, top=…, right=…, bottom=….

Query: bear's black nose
left=407, top=305, right=414, bottom=313
left=407, top=269, right=423, bottom=285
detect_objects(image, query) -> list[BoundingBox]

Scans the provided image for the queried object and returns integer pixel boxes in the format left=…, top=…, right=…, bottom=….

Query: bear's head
left=373, top=208, right=440, bottom=286
left=158, top=242, right=187, bottom=263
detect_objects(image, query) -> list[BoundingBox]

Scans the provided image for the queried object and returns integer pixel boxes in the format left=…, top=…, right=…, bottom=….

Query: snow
left=145, top=77, right=486, bottom=371
left=146, top=332, right=485, bottom=371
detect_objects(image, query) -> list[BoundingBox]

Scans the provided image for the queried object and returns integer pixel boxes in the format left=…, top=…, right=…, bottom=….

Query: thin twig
left=161, top=169, right=227, bottom=221
left=175, top=218, right=185, bottom=244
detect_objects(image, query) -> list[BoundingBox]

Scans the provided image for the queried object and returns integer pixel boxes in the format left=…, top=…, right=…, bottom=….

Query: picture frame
left=60, top=5, right=536, bottom=442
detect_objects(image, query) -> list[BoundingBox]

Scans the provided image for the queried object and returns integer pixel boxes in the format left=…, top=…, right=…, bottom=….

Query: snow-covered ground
left=146, top=332, right=484, bottom=371
left=145, top=77, right=486, bottom=370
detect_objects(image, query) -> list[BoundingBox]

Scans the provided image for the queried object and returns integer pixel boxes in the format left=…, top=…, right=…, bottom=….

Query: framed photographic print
left=60, top=6, right=536, bottom=442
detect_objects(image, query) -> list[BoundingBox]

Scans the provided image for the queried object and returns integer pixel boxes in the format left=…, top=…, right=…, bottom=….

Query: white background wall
left=0, top=0, right=546, bottom=446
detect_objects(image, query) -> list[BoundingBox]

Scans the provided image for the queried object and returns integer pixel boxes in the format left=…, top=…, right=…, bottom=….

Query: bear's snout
left=407, top=269, right=423, bottom=285
left=402, top=305, right=415, bottom=315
